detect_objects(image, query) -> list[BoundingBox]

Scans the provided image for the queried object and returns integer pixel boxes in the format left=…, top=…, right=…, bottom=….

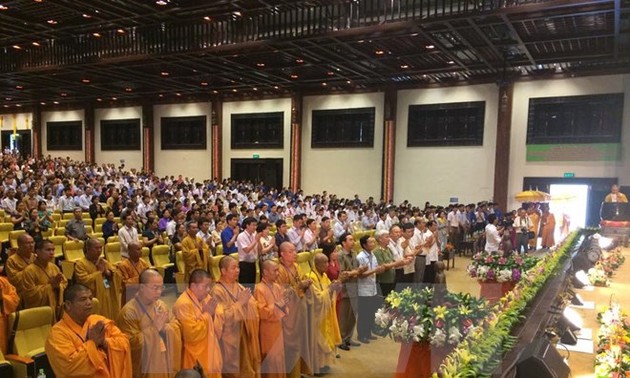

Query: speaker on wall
left=516, top=338, right=570, bottom=378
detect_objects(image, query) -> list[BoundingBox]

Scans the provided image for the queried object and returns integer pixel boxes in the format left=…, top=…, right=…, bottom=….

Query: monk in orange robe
left=173, top=268, right=223, bottom=378
left=210, top=256, right=261, bottom=378
left=74, top=238, right=122, bottom=320
left=276, top=242, right=315, bottom=378
left=181, top=221, right=210, bottom=283
left=254, top=260, right=288, bottom=378
left=0, top=276, right=19, bottom=354
left=45, top=284, right=133, bottom=378
left=118, top=269, right=182, bottom=378
left=5, top=233, right=35, bottom=295
left=21, top=239, right=67, bottom=320
left=540, top=207, right=556, bottom=248
left=308, top=253, right=343, bottom=374
left=118, top=242, right=151, bottom=305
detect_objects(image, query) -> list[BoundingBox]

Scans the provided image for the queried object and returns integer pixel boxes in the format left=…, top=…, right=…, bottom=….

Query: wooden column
left=493, top=82, right=514, bottom=209
left=84, top=104, right=95, bottom=163
left=31, top=104, right=42, bottom=158
left=382, top=88, right=397, bottom=202
left=142, top=103, right=154, bottom=173
left=211, top=98, right=222, bottom=180
left=289, top=92, right=303, bottom=192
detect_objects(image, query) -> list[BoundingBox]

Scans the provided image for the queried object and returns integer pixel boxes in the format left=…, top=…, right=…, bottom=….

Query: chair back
left=48, top=235, right=67, bottom=259
left=62, top=213, right=74, bottom=220
left=0, top=222, right=13, bottom=243
left=141, top=247, right=151, bottom=266
left=152, top=245, right=170, bottom=267
left=9, top=230, right=26, bottom=249
left=104, top=242, right=122, bottom=265
left=215, top=244, right=224, bottom=256
left=297, top=251, right=313, bottom=275
left=54, top=227, right=66, bottom=236
left=95, top=223, right=103, bottom=233
left=210, top=255, right=226, bottom=281
left=63, top=240, right=85, bottom=262
left=8, top=306, right=53, bottom=358
left=108, top=235, right=119, bottom=243
left=94, top=217, right=106, bottom=226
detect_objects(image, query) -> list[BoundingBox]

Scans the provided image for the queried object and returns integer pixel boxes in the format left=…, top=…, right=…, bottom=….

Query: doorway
left=230, top=158, right=283, bottom=190
left=1, top=130, right=32, bottom=158
left=549, top=184, right=589, bottom=240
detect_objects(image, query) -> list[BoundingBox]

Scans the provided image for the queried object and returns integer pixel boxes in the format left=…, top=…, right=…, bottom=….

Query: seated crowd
left=0, top=152, right=545, bottom=378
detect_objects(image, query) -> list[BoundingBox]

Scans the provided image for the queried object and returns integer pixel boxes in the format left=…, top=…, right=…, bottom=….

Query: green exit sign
left=564, top=172, right=575, bottom=178
left=253, top=154, right=260, bottom=159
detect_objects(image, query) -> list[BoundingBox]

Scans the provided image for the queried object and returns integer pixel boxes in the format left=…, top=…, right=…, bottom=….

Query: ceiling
left=0, top=0, right=628, bottom=109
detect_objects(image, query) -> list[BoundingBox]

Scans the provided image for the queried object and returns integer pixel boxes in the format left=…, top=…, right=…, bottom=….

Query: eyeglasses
left=146, top=285, right=165, bottom=291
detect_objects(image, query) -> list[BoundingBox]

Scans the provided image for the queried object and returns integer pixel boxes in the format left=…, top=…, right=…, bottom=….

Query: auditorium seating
left=4, top=306, right=54, bottom=378
left=151, top=245, right=174, bottom=280
left=9, top=230, right=25, bottom=250
left=0, top=222, right=12, bottom=244
left=104, top=242, right=122, bottom=266
left=47, top=236, right=66, bottom=260
left=60, top=240, right=84, bottom=280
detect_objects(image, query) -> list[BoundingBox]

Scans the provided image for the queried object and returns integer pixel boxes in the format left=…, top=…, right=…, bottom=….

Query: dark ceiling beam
left=443, top=21, right=495, bottom=70
left=500, top=14, right=536, bottom=66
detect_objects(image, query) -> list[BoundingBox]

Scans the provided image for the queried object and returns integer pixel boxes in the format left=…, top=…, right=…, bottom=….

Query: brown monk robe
left=210, top=256, right=261, bottom=378
left=118, top=269, right=182, bottom=378
left=45, top=284, right=133, bottom=378
left=173, top=269, right=223, bottom=378
left=5, top=233, right=35, bottom=295
left=118, top=242, right=151, bottom=305
left=275, top=242, right=315, bottom=378
left=21, top=239, right=67, bottom=320
left=0, top=276, right=19, bottom=354
left=254, top=260, right=288, bottom=378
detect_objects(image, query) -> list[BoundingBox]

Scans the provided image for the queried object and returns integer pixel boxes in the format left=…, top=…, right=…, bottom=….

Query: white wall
left=302, top=92, right=385, bottom=199
left=1, top=112, right=32, bottom=131
left=42, top=109, right=85, bottom=161
left=153, top=102, right=213, bottom=179
left=222, top=98, right=292, bottom=185
left=507, top=74, right=630, bottom=210
left=95, top=106, right=143, bottom=170
left=395, top=84, right=499, bottom=205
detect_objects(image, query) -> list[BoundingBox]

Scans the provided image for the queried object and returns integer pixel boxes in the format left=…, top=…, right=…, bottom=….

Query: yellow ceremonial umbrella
left=515, top=189, right=551, bottom=203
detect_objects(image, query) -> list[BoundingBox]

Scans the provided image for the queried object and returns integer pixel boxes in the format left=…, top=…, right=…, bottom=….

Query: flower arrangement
left=601, top=248, right=626, bottom=275
left=588, top=264, right=611, bottom=287
left=375, top=287, right=490, bottom=348
left=466, top=251, right=539, bottom=283
left=595, top=303, right=630, bottom=378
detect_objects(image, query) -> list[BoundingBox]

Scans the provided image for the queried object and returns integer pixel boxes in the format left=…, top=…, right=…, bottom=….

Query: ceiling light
left=176, top=92, right=182, bottom=96
left=15, top=85, right=23, bottom=89
left=155, top=0, right=168, bottom=5
left=410, top=32, right=419, bottom=37
left=32, top=42, right=40, bottom=46
left=4, top=97, right=11, bottom=100
left=200, top=82, right=208, bottom=86
left=375, top=50, right=384, bottom=55
left=82, top=13, right=91, bottom=18
left=203, top=16, right=211, bottom=21
left=322, top=82, right=327, bottom=86
left=327, top=71, right=334, bottom=76
left=0, top=5, right=8, bottom=10
left=158, top=94, right=164, bottom=98
left=92, top=32, right=101, bottom=37
left=212, top=90, right=218, bottom=94
left=96, top=98, right=102, bottom=102
left=252, top=87, right=258, bottom=91
left=3, top=105, right=8, bottom=108
left=47, top=19, right=58, bottom=25
left=232, top=89, right=238, bottom=92
left=160, top=71, right=169, bottom=76
left=273, top=86, right=279, bottom=90
left=15, top=104, right=21, bottom=107
left=53, top=101, right=59, bottom=104
left=400, top=64, right=409, bottom=69
left=290, top=74, right=298, bottom=79
left=12, top=45, right=21, bottom=50
left=81, top=78, right=90, bottom=83
left=296, top=58, right=304, bottom=63
left=125, top=88, right=132, bottom=92
left=233, top=11, right=242, bottom=17
left=34, top=0, right=43, bottom=2
left=256, top=63, right=265, bottom=67
left=116, top=29, right=125, bottom=34
left=346, top=80, right=351, bottom=84
left=425, top=44, right=435, bottom=49
left=447, top=60, right=455, bottom=64
left=40, top=102, right=46, bottom=105
left=112, top=97, right=117, bottom=100
left=60, top=92, right=67, bottom=97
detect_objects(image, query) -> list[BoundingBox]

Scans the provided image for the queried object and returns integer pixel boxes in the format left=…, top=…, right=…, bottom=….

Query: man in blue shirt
left=221, top=213, right=240, bottom=255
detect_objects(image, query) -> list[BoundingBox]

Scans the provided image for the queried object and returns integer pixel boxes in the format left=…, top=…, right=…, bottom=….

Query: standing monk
left=181, top=222, right=210, bottom=283
left=118, top=269, right=182, bottom=378
left=308, top=253, right=343, bottom=374
left=45, top=284, right=133, bottom=378
left=21, top=239, right=67, bottom=319
left=74, top=238, right=122, bottom=320
left=540, top=206, right=556, bottom=249
left=118, top=242, right=151, bottom=305
left=5, top=233, right=35, bottom=294
left=210, top=256, right=261, bottom=378
left=528, top=205, right=541, bottom=250
left=254, top=260, right=288, bottom=378
left=0, top=276, right=19, bottom=354
left=276, top=241, right=314, bottom=377
left=173, top=269, right=223, bottom=378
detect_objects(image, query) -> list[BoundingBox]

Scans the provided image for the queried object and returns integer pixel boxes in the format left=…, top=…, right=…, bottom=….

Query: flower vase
left=394, top=341, right=431, bottom=378
left=478, top=279, right=515, bottom=304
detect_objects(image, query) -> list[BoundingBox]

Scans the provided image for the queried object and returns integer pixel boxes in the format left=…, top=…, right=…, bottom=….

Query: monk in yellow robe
left=118, top=242, right=151, bottom=305
left=74, top=238, right=122, bottom=320
left=5, top=233, right=35, bottom=295
left=181, top=221, right=210, bottom=282
left=210, top=256, right=261, bottom=378
left=528, top=206, right=541, bottom=249
left=0, top=276, right=19, bottom=354
left=276, top=242, right=315, bottom=378
left=173, top=268, right=223, bottom=378
left=22, top=239, right=67, bottom=320
left=45, top=284, right=132, bottom=378
left=118, top=269, right=182, bottom=378
left=254, top=260, right=288, bottom=378
left=308, top=253, right=343, bottom=374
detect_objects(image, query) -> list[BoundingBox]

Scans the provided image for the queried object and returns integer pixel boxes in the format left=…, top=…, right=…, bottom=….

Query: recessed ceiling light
left=96, top=98, right=102, bottom=102
left=346, top=80, right=351, bottom=84
left=12, top=45, right=21, bottom=50
left=60, top=92, right=67, bottom=97
left=32, top=42, right=40, bottom=46
left=322, top=82, right=327, bottom=86
left=200, top=82, right=208, bottom=86
left=5, top=97, right=11, bottom=100
left=116, top=29, right=125, bottom=34
left=40, top=102, right=46, bottom=105
left=34, top=0, right=43, bottom=2
left=410, top=32, right=419, bottom=37
left=176, top=92, right=181, bottom=96
left=92, top=32, right=101, bottom=37
left=425, top=44, right=435, bottom=49
left=15, top=104, right=21, bottom=107
left=256, top=63, right=265, bottom=67
left=3, top=105, right=8, bottom=108
left=0, top=5, right=8, bottom=10
left=160, top=71, right=169, bottom=76
left=273, top=86, right=279, bottom=90
left=82, top=13, right=91, bottom=19
left=125, top=88, right=132, bottom=92
left=233, top=11, right=242, bottom=17
left=212, top=90, right=218, bottom=94
left=296, top=58, right=304, bottom=63
left=81, top=78, right=90, bottom=83
left=158, top=94, right=164, bottom=98
left=47, top=19, right=57, bottom=25
left=447, top=60, right=455, bottom=64
left=375, top=50, right=384, bottom=55
left=252, top=87, right=258, bottom=91
left=400, top=64, right=409, bottom=69
left=15, top=85, right=23, bottom=89
left=232, top=89, right=237, bottom=92
left=203, top=16, right=211, bottom=21
left=53, top=101, right=59, bottom=104
left=327, top=71, right=334, bottom=76
left=112, top=97, right=117, bottom=100
left=290, top=74, right=298, bottom=79
left=155, top=0, right=168, bottom=5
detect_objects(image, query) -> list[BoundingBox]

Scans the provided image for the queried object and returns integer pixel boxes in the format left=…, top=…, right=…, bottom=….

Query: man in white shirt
left=118, top=213, right=139, bottom=258
left=484, top=214, right=502, bottom=253
left=375, top=212, right=388, bottom=233
left=1, top=187, right=18, bottom=216
left=287, top=215, right=306, bottom=251
left=236, top=217, right=260, bottom=285
left=513, top=208, right=531, bottom=255
left=303, top=218, right=318, bottom=251
left=422, top=220, right=440, bottom=284
left=400, top=223, right=418, bottom=284
left=333, top=211, right=350, bottom=242
left=356, top=235, right=385, bottom=344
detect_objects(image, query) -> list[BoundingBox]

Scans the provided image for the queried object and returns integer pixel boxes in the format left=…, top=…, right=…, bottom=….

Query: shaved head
left=139, top=268, right=161, bottom=284
left=219, top=255, right=238, bottom=270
